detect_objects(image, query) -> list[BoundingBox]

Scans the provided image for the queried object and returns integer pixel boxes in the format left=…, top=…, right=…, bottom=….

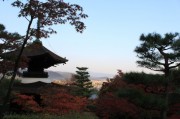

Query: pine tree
left=134, top=32, right=180, bottom=119
left=74, top=67, right=93, bottom=97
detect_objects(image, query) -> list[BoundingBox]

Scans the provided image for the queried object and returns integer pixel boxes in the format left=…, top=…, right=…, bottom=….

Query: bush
left=0, top=78, right=20, bottom=104
left=97, top=71, right=166, bottom=119
left=12, top=94, right=42, bottom=113
left=117, top=88, right=166, bottom=110
left=41, top=88, right=87, bottom=115
left=96, top=93, right=139, bottom=119
left=12, top=86, right=88, bottom=115
left=124, top=72, right=165, bottom=86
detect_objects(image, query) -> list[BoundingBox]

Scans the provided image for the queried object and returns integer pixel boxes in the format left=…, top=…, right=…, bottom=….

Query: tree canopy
left=11, top=0, right=88, bottom=39
left=135, top=32, right=180, bottom=76
left=0, top=24, right=22, bottom=53
left=0, top=24, right=23, bottom=79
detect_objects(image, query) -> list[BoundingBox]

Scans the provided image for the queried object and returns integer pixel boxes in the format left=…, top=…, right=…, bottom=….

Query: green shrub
left=0, top=78, right=20, bottom=103
left=124, top=72, right=165, bottom=86
left=117, top=88, right=166, bottom=110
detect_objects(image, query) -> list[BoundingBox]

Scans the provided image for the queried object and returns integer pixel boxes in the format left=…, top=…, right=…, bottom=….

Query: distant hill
left=17, top=70, right=112, bottom=85
left=47, top=70, right=114, bottom=81
left=47, top=70, right=73, bottom=81
left=47, top=70, right=111, bottom=89
left=89, top=71, right=114, bottom=79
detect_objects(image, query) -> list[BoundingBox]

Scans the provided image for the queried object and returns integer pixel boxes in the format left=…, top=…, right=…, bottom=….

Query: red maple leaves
left=12, top=87, right=87, bottom=115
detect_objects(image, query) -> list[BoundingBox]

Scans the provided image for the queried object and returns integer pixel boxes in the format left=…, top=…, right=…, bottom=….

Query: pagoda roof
left=24, top=42, right=67, bottom=62
left=1, top=41, right=68, bottom=68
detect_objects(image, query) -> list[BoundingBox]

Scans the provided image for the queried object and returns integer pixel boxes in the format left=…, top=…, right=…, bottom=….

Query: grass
left=3, top=112, right=99, bottom=119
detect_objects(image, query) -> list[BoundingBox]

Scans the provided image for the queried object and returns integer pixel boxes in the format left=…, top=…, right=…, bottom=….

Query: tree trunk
left=162, top=90, right=169, bottom=119
left=162, top=69, right=170, bottom=119
left=0, top=73, right=5, bottom=84
left=0, top=17, right=34, bottom=118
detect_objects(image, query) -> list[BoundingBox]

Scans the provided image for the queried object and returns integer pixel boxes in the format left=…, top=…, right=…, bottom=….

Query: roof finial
left=34, top=18, right=42, bottom=45
left=36, top=18, right=40, bottom=41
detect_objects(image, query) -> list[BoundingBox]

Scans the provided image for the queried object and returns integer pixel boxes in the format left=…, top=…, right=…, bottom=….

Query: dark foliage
left=96, top=70, right=180, bottom=119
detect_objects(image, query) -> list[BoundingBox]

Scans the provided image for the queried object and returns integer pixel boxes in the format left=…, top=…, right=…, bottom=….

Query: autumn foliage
left=95, top=70, right=180, bottom=119
left=96, top=70, right=140, bottom=119
left=12, top=94, right=41, bottom=113
left=41, top=88, right=87, bottom=115
left=96, top=92, right=139, bottom=119
left=10, top=70, right=180, bottom=118
left=12, top=86, right=87, bottom=115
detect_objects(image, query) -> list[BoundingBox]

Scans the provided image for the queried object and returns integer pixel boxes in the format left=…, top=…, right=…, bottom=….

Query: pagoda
left=21, top=40, right=68, bottom=78
left=1, top=19, right=68, bottom=78
left=1, top=20, right=68, bottom=78
left=1, top=40, right=68, bottom=78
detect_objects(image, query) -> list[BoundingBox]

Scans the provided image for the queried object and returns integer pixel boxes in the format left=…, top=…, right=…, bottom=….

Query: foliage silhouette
left=1, top=1, right=88, bottom=116
left=135, top=32, right=180, bottom=77
left=74, top=67, right=93, bottom=97
left=135, top=32, right=180, bottom=119
left=0, top=24, right=23, bottom=83
left=97, top=70, right=180, bottom=119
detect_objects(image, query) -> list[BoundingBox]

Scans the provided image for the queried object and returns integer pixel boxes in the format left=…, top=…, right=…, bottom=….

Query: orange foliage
left=96, top=93, right=139, bottom=119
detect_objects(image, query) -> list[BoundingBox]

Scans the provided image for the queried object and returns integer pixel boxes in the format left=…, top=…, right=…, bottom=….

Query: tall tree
left=134, top=32, right=180, bottom=119
left=1, top=0, right=88, bottom=116
left=74, top=67, right=93, bottom=97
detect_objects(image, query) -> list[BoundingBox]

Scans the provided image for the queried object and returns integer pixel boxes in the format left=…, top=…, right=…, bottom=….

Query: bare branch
left=169, top=63, right=180, bottom=69
left=168, top=61, right=175, bottom=65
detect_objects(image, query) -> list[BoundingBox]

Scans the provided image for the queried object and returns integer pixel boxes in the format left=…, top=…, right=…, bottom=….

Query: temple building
left=2, top=40, right=68, bottom=79
left=21, top=40, right=68, bottom=78
left=1, top=19, right=68, bottom=81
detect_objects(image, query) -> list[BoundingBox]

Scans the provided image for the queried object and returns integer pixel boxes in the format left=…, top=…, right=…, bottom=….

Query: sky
left=0, top=0, right=180, bottom=76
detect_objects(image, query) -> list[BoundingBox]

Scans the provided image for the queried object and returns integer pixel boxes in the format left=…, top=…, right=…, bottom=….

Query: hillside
left=16, top=70, right=111, bottom=89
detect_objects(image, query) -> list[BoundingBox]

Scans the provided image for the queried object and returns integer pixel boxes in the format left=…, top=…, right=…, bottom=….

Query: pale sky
left=0, top=0, right=180, bottom=76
